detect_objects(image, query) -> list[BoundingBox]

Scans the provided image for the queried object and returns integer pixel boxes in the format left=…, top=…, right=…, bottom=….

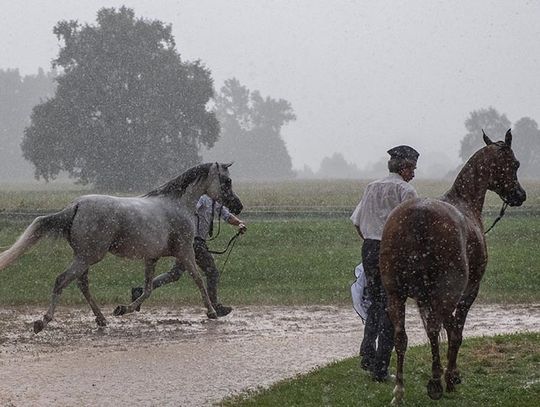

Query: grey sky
left=2, top=0, right=539, bottom=175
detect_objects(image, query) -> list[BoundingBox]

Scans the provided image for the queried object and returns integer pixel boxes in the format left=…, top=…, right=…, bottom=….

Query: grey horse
left=0, top=162, right=242, bottom=333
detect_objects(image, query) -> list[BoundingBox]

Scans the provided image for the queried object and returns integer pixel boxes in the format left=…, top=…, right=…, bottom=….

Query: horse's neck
left=443, top=159, right=489, bottom=220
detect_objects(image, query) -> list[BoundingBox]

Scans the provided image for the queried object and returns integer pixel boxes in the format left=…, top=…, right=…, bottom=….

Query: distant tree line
left=304, top=107, right=540, bottom=180
left=296, top=153, right=382, bottom=180
left=459, top=107, right=540, bottom=179
left=0, top=68, right=56, bottom=180
left=10, top=7, right=295, bottom=191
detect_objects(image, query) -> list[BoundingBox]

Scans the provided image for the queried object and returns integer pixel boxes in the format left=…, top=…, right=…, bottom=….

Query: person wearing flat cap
left=350, top=144, right=419, bottom=382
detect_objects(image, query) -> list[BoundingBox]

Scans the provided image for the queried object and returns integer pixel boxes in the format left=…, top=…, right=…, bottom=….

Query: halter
left=484, top=200, right=509, bottom=234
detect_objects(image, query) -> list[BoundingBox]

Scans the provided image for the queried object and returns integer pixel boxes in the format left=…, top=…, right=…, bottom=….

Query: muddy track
left=0, top=303, right=539, bottom=406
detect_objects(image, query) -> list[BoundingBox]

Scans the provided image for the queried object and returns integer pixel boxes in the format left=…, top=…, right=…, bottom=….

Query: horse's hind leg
left=419, top=304, right=444, bottom=400
left=445, top=287, right=479, bottom=391
left=34, top=257, right=88, bottom=334
left=114, top=258, right=158, bottom=316
left=443, top=314, right=461, bottom=391
left=387, top=294, right=407, bottom=406
left=77, top=270, right=107, bottom=327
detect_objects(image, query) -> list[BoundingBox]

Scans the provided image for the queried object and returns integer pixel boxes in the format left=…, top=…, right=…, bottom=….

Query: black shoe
left=360, top=358, right=372, bottom=372
left=214, top=304, right=233, bottom=317
left=131, top=287, right=143, bottom=312
left=372, top=372, right=395, bottom=383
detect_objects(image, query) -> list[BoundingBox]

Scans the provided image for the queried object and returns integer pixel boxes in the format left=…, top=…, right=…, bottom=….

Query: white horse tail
left=0, top=204, right=79, bottom=270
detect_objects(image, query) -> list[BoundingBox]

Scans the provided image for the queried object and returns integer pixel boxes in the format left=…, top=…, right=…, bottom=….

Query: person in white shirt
left=132, top=194, right=247, bottom=317
left=350, top=145, right=419, bottom=382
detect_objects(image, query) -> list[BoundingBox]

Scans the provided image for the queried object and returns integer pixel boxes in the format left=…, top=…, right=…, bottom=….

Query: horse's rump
left=380, top=198, right=469, bottom=302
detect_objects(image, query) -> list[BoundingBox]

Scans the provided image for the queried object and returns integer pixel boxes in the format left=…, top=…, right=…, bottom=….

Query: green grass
left=0, top=215, right=538, bottom=306
left=220, top=332, right=540, bottom=406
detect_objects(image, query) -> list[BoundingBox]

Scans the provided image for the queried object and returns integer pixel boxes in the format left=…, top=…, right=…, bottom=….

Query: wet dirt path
left=0, top=303, right=539, bottom=406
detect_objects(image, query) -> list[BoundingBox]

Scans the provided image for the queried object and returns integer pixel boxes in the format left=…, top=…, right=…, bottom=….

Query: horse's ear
left=482, top=129, right=493, bottom=146
left=222, top=162, right=233, bottom=169
left=505, top=129, right=512, bottom=147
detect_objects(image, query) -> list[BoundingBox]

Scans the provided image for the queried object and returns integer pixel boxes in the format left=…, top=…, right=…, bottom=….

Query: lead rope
left=208, top=230, right=242, bottom=273
left=484, top=201, right=509, bottom=234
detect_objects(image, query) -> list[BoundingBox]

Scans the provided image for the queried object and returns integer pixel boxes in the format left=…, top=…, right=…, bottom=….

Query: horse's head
left=207, top=162, right=243, bottom=215
left=481, top=129, right=526, bottom=207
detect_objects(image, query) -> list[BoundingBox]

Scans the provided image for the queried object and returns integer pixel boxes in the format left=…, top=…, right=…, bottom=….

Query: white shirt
left=195, top=194, right=232, bottom=240
left=350, top=173, right=417, bottom=240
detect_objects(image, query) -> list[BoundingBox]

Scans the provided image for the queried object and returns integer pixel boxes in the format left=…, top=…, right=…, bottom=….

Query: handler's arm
left=228, top=214, right=247, bottom=234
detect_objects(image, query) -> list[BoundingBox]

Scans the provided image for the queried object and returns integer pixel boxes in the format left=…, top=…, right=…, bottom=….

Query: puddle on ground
left=0, top=304, right=538, bottom=406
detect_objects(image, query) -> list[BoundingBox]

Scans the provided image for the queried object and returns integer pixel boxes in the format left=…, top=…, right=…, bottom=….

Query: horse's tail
left=0, top=203, right=79, bottom=270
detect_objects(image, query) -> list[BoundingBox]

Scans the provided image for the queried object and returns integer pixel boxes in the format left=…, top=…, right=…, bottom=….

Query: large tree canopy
left=205, top=78, right=296, bottom=180
left=22, top=7, right=219, bottom=191
left=459, top=107, right=511, bottom=162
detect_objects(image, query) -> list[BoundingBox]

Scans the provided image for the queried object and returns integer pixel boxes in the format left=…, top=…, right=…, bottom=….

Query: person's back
left=354, top=173, right=417, bottom=241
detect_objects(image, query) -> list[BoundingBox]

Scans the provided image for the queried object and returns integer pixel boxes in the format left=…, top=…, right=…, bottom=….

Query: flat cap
left=387, top=145, right=419, bottom=162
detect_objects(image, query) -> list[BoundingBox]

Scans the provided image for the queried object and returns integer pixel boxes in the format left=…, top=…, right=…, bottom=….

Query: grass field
left=220, top=332, right=540, bottom=406
left=0, top=179, right=538, bottom=306
left=0, top=214, right=538, bottom=306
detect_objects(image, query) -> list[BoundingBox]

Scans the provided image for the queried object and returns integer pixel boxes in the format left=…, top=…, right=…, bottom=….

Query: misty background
left=1, top=1, right=539, bottom=187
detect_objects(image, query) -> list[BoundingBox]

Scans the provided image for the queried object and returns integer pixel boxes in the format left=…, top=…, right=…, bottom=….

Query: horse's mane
left=143, top=163, right=213, bottom=198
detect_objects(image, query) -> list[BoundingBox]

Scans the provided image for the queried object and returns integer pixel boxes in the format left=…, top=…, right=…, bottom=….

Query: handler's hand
left=238, top=223, right=247, bottom=234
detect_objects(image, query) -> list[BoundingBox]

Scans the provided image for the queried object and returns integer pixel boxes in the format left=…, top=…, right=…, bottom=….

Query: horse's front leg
left=183, top=256, right=217, bottom=319
left=114, top=258, right=158, bottom=316
left=34, top=257, right=88, bottom=333
left=77, top=270, right=107, bottom=327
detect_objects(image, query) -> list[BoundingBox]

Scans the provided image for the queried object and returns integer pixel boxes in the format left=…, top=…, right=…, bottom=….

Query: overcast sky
left=2, top=0, right=539, bottom=175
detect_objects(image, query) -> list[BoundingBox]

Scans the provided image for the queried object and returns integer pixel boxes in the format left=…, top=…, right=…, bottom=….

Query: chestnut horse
left=380, top=130, right=526, bottom=404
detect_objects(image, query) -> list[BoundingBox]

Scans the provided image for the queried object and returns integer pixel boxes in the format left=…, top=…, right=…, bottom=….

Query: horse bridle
left=484, top=200, right=509, bottom=234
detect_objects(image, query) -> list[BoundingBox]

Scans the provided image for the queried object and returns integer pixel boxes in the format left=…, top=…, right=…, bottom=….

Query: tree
left=22, top=7, right=219, bottom=191
left=205, top=78, right=296, bottom=180
left=459, top=107, right=511, bottom=162
left=317, top=153, right=360, bottom=179
left=512, top=117, right=540, bottom=178
left=0, top=68, right=55, bottom=180
left=459, top=108, right=540, bottom=179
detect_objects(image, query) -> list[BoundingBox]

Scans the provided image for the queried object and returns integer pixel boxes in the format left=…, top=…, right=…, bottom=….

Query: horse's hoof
left=445, top=370, right=461, bottom=392
left=96, top=317, right=107, bottom=327
left=207, top=311, right=218, bottom=319
left=427, top=378, right=444, bottom=400
left=391, top=385, right=404, bottom=405
left=113, top=305, right=127, bottom=316
left=33, top=320, right=44, bottom=334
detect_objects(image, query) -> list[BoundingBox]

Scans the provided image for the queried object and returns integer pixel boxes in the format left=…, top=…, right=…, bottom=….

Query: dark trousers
left=151, top=237, right=221, bottom=306
left=359, top=239, right=394, bottom=377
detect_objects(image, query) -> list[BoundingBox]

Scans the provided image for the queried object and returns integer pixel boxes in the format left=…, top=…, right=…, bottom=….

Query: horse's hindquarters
left=380, top=199, right=469, bottom=307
